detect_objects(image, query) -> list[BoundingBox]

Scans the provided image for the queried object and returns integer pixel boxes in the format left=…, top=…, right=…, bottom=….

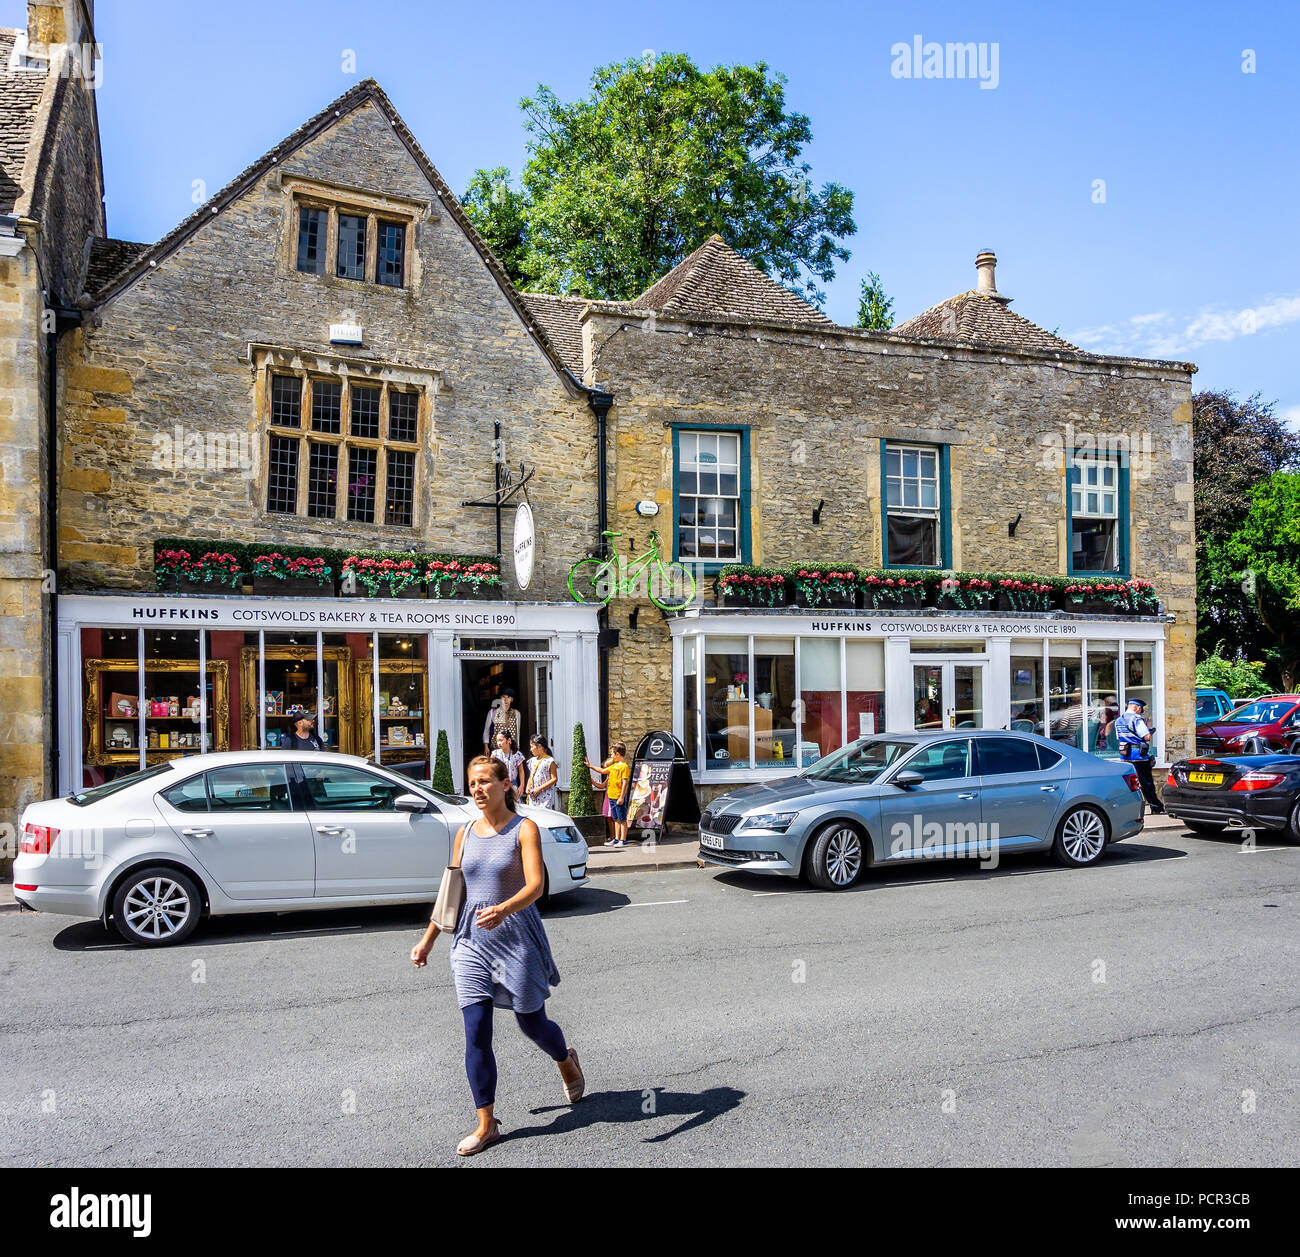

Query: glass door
left=912, top=661, right=986, bottom=730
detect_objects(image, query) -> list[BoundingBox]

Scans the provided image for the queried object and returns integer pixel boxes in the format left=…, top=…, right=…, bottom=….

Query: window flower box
left=250, top=552, right=335, bottom=597
left=788, top=565, right=860, bottom=609
left=935, top=575, right=995, bottom=611
left=858, top=572, right=927, bottom=610
left=426, top=559, right=503, bottom=601
left=994, top=577, right=1054, bottom=613
left=715, top=568, right=790, bottom=608
left=341, top=556, right=423, bottom=598
left=1061, top=580, right=1134, bottom=614
left=154, top=549, right=242, bottom=594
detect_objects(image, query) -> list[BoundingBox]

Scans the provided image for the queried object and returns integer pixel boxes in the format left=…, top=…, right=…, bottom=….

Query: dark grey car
left=698, top=730, right=1145, bottom=889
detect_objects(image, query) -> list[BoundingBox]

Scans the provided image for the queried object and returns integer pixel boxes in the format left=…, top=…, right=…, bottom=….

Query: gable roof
left=84, top=79, right=583, bottom=392
left=894, top=289, right=1082, bottom=355
left=634, top=235, right=834, bottom=326
left=0, top=28, right=49, bottom=214
left=520, top=292, right=590, bottom=375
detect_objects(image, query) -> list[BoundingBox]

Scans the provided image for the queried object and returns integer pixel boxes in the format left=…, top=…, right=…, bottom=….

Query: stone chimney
left=975, top=250, right=1011, bottom=305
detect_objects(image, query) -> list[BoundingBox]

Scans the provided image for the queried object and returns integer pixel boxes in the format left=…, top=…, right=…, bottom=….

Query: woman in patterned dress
left=410, top=755, right=583, bottom=1156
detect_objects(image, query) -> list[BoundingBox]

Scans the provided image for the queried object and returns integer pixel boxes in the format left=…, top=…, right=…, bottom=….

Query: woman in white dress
left=525, top=735, right=560, bottom=810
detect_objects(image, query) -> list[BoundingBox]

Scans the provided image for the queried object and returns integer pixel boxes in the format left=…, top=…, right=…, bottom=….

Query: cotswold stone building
left=0, top=33, right=1196, bottom=842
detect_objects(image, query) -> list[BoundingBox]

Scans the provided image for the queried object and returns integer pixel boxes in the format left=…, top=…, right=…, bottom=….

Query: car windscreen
left=67, top=762, right=174, bottom=806
left=802, top=739, right=914, bottom=784
left=1223, top=701, right=1296, bottom=725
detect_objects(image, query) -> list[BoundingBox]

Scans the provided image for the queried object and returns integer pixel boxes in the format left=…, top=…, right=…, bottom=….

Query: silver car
left=698, top=730, right=1144, bottom=889
left=13, top=751, right=589, bottom=946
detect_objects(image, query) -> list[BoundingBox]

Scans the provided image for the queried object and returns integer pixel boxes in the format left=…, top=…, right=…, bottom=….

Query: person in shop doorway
left=1115, top=697, right=1163, bottom=814
left=285, top=712, right=325, bottom=752
left=410, top=755, right=583, bottom=1156
left=525, top=735, right=559, bottom=811
left=492, top=732, right=526, bottom=800
left=482, top=688, right=521, bottom=756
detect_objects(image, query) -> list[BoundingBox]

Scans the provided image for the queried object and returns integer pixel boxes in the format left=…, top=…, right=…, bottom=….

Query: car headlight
left=550, top=825, right=582, bottom=844
left=737, top=811, right=799, bottom=833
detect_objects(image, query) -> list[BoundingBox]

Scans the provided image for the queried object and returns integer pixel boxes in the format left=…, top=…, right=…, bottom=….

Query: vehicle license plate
left=700, top=831, right=722, bottom=850
left=1189, top=771, right=1223, bottom=785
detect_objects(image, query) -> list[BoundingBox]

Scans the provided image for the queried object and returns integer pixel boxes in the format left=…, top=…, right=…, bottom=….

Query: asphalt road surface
left=2, top=825, right=1296, bottom=1167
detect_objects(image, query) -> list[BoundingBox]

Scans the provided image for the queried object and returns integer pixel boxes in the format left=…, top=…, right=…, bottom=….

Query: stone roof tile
left=0, top=28, right=49, bottom=214
left=894, top=289, right=1082, bottom=355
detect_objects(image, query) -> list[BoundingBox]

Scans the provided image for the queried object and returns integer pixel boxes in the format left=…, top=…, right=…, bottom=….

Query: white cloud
left=1068, top=292, right=1300, bottom=359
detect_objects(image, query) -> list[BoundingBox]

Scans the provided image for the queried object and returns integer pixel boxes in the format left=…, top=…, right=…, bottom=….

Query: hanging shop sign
left=513, top=502, right=535, bottom=591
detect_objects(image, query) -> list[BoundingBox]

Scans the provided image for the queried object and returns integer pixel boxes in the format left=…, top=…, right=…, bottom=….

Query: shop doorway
left=913, top=661, right=986, bottom=730
left=459, top=652, right=554, bottom=784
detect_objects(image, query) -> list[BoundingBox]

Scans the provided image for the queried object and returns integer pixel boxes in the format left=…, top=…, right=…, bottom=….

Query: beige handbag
left=430, top=825, right=468, bottom=932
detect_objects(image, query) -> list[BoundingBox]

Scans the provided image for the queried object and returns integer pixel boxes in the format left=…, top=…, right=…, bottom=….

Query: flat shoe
left=456, top=1118, right=501, bottom=1156
left=560, top=1048, right=585, bottom=1104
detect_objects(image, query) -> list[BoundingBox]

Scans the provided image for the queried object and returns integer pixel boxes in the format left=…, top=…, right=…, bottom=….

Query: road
left=1, top=825, right=1296, bottom=1167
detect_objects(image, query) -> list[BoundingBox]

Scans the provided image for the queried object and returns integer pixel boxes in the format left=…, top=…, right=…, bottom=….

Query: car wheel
left=803, top=822, right=865, bottom=890
left=1286, top=801, right=1300, bottom=845
left=1183, top=818, right=1229, bottom=835
left=111, top=866, right=202, bottom=946
left=1051, top=805, right=1109, bottom=868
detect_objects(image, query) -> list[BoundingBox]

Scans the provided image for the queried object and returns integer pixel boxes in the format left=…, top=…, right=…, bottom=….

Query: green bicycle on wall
left=568, top=530, right=697, bottom=611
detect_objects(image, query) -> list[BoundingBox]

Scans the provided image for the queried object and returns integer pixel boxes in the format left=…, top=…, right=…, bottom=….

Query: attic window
left=292, top=195, right=412, bottom=289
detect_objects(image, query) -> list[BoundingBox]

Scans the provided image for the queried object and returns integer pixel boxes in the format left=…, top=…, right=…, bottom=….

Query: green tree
left=460, top=166, right=535, bottom=289
left=1193, top=391, right=1300, bottom=671
left=1194, top=650, right=1269, bottom=700
left=475, top=53, right=854, bottom=303
left=432, top=729, right=455, bottom=795
left=567, top=723, right=597, bottom=815
left=1206, top=471, right=1300, bottom=690
left=855, top=271, right=894, bottom=329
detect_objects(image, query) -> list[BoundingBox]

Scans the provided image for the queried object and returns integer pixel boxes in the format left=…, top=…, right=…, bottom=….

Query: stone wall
left=60, top=99, right=598, bottom=597
left=585, top=310, right=1197, bottom=762
left=0, top=242, right=50, bottom=866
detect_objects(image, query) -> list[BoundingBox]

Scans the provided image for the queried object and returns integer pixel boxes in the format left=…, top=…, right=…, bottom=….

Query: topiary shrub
left=432, top=729, right=455, bottom=794
left=568, top=723, right=597, bottom=816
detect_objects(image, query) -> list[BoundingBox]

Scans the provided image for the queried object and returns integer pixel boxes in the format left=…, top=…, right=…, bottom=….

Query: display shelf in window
left=355, top=658, right=429, bottom=762
left=84, top=658, right=230, bottom=767
left=239, top=645, right=355, bottom=753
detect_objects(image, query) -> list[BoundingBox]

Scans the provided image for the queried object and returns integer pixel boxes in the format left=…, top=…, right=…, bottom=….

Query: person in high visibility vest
left=1114, top=697, right=1164, bottom=814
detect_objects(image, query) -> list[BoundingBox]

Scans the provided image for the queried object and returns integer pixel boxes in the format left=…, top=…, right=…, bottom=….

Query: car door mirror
left=394, top=793, right=428, bottom=813
left=892, top=770, right=924, bottom=789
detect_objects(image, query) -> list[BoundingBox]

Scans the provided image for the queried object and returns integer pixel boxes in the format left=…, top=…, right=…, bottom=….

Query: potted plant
left=935, top=574, right=995, bottom=611
left=341, top=555, right=423, bottom=598
left=432, top=730, right=455, bottom=794
left=155, top=548, right=242, bottom=594
left=250, top=551, right=334, bottom=597
left=858, top=570, right=928, bottom=610
left=566, top=722, right=607, bottom=842
left=995, top=575, right=1054, bottom=613
left=714, top=566, right=789, bottom=608
left=788, top=563, right=860, bottom=609
left=1061, top=578, right=1129, bottom=614
left=426, top=557, right=503, bottom=600
left=1125, top=578, right=1159, bottom=615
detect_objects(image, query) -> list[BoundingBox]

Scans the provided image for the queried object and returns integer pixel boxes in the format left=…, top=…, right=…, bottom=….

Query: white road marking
left=624, top=899, right=689, bottom=908
left=1237, top=848, right=1295, bottom=854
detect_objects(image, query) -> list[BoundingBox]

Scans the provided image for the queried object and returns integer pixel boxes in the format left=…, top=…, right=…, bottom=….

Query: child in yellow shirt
left=587, top=742, right=630, bottom=847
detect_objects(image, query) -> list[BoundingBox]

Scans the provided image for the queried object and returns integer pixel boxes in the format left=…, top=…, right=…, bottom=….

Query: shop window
left=356, top=634, right=430, bottom=766
left=1088, top=645, right=1121, bottom=757
left=1047, top=641, right=1084, bottom=748
left=1009, top=648, right=1044, bottom=734
left=1069, top=452, right=1128, bottom=574
left=752, top=640, right=796, bottom=765
left=674, top=429, right=747, bottom=564
left=683, top=637, right=700, bottom=768
left=264, top=371, right=421, bottom=526
left=883, top=442, right=948, bottom=567
left=799, top=638, right=842, bottom=760
left=845, top=641, right=885, bottom=741
left=703, top=637, right=751, bottom=769
left=1125, top=644, right=1155, bottom=719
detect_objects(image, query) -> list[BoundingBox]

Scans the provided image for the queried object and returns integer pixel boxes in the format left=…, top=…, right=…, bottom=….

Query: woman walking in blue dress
left=411, top=755, right=584, bottom=1155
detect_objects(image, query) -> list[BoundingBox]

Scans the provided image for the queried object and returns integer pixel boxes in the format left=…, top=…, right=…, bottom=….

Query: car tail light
left=1166, top=773, right=1178, bottom=788
left=1123, top=772, right=1140, bottom=792
left=21, top=823, right=59, bottom=854
left=1230, top=772, right=1286, bottom=792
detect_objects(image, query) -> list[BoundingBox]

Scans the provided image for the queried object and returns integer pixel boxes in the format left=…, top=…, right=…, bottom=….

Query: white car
left=13, top=751, right=588, bottom=946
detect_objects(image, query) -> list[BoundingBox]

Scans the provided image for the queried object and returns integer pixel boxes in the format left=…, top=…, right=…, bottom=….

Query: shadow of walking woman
left=505, top=1085, right=745, bottom=1144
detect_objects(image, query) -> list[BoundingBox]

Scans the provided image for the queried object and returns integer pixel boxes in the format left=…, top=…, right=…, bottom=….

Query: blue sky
left=10, top=0, right=1298, bottom=417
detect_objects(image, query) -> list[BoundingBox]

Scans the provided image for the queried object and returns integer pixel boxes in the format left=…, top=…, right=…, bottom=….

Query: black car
left=1164, top=754, right=1300, bottom=838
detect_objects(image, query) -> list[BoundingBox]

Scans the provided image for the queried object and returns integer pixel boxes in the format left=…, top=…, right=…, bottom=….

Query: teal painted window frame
left=670, top=425, right=752, bottom=571
left=880, top=439, right=952, bottom=569
left=1067, top=447, right=1130, bottom=577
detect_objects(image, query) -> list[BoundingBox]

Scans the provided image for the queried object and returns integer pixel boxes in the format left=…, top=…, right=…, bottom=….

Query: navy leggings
left=462, top=999, right=568, bottom=1109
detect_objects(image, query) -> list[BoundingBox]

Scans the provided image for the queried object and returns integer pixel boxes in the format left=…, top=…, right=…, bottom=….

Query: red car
left=1195, top=695, right=1300, bottom=756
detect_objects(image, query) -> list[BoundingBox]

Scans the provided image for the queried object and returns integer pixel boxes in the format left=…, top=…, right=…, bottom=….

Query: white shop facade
left=57, top=592, right=600, bottom=796
left=670, top=608, right=1171, bottom=790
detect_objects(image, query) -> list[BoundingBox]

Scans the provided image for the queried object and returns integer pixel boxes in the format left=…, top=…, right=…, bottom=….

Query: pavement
left=0, top=810, right=1197, bottom=913
left=2, top=822, right=1296, bottom=1168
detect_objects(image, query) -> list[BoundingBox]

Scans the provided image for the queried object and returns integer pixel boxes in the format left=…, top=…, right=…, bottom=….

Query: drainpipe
left=46, top=302, right=81, bottom=796
left=573, top=374, right=615, bottom=750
